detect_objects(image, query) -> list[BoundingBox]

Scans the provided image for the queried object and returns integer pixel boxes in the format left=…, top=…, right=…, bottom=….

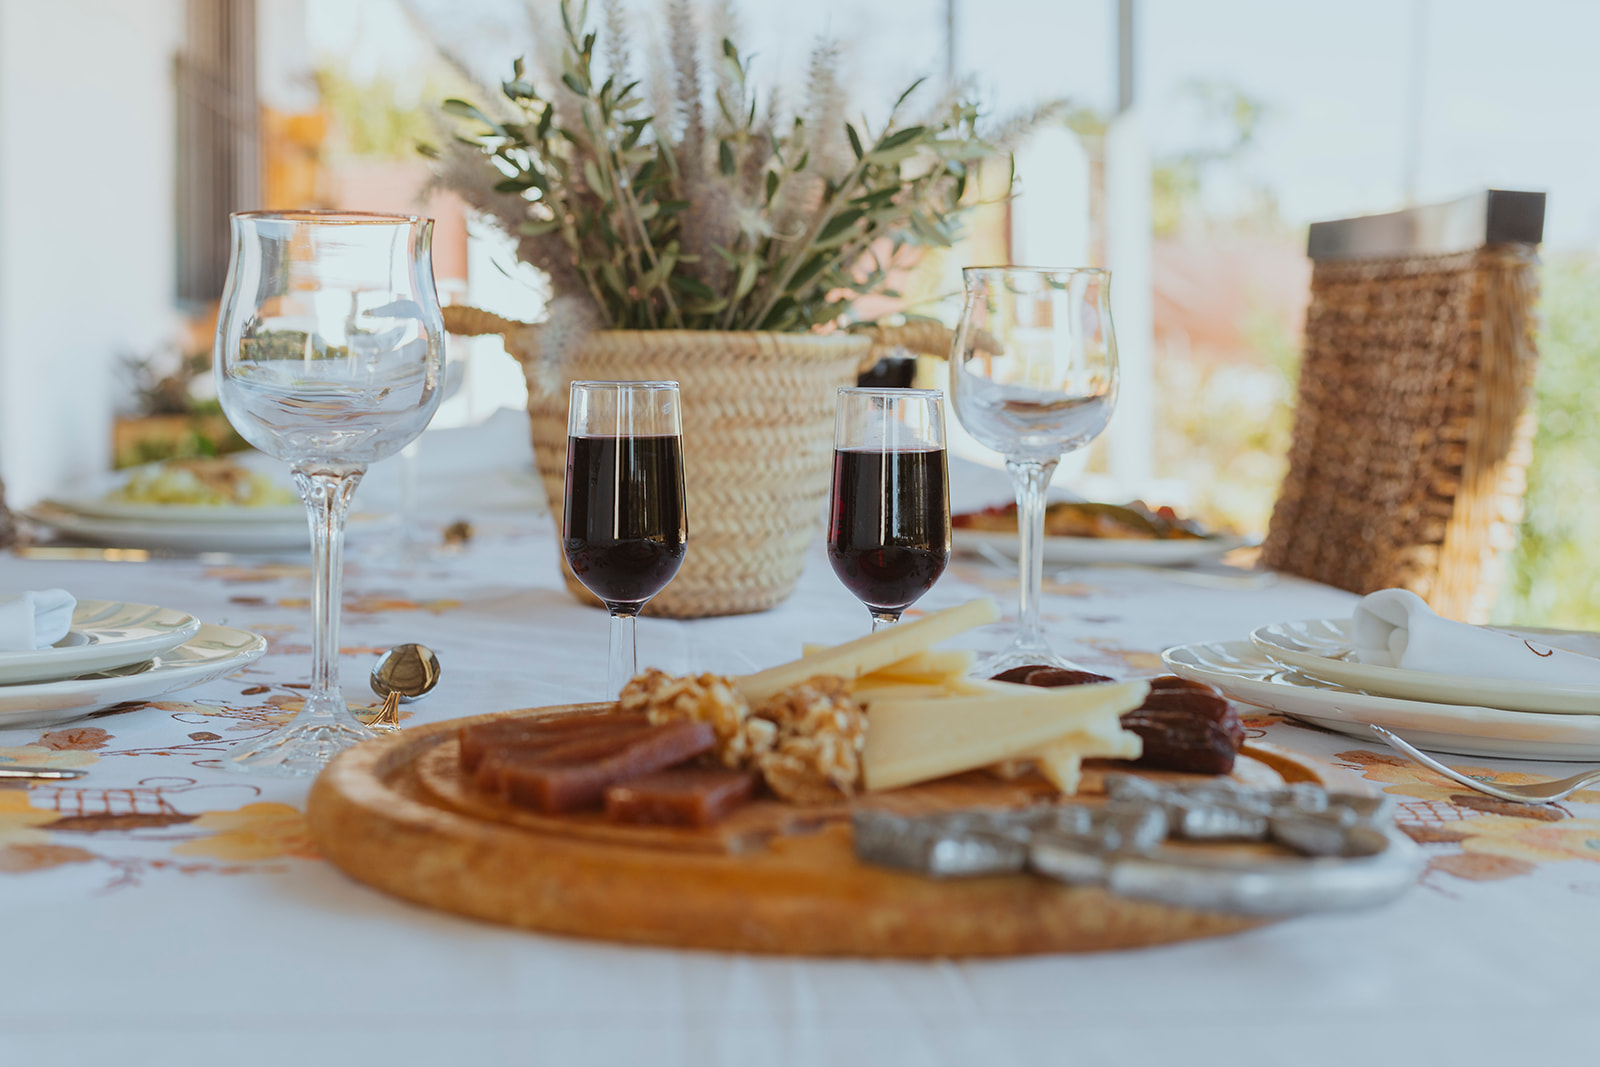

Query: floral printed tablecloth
left=1, top=419, right=1595, bottom=1065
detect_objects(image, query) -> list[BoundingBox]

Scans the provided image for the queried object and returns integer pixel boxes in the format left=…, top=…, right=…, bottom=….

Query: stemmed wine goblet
left=215, top=211, right=445, bottom=774
left=826, top=388, right=952, bottom=631
left=948, top=266, right=1117, bottom=672
left=563, top=381, right=688, bottom=698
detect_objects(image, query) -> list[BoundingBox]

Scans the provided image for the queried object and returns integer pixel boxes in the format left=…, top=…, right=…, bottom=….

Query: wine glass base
left=222, top=711, right=376, bottom=777
left=973, top=639, right=1095, bottom=679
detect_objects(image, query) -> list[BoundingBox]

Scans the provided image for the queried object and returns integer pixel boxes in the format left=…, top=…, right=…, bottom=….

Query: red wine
left=564, top=434, right=687, bottom=609
left=827, top=448, right=951, bottom=613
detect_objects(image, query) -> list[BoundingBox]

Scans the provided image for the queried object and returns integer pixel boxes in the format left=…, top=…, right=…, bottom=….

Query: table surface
left=1, top=414, right=1596, bottom=1066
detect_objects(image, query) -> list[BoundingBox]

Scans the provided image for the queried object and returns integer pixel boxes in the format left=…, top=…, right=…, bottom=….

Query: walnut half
left=752, top=677, right=867, bottom=805
left=618, top=670, right=867, bottom=805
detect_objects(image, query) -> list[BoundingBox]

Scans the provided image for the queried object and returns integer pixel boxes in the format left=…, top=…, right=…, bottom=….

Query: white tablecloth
left=1, top=416, right=1595, bottom=1065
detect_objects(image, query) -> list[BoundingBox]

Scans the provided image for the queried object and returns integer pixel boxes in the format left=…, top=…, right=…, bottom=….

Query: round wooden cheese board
left=307, top=703, right=1349, bottom=957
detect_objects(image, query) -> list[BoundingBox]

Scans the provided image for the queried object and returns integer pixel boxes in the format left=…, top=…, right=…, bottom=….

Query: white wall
left=0, top=0, right=185, bottom=504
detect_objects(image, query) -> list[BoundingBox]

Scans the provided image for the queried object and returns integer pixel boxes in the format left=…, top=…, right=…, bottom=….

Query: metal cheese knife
left=0, top=766, right=89, bottom=779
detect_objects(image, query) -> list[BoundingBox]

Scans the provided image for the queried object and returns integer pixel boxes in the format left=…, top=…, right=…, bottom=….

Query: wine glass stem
left=293, top=465, right=364, bottom=716
left=871, top=611, right=902, bottom=632
left=1006, top=457, right=1058, bottom=652
left=606, top=609, right=638, bottom=700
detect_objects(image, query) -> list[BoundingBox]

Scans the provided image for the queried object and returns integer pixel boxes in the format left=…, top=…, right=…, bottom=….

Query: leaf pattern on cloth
left=1337, top=748, right=1600, bottom=883
left=276, top=595, right=462, bottom=615
left=0, top=790, right=58, bottom=846
left=171, top=803, right=318, bottom=862
left=38, top=727, right=111, bottom=751
left=0, top=745, right=100, bottom=772
left=0, top=843, right=97, bottom=873
left=204, top=563, right=311, bottom=583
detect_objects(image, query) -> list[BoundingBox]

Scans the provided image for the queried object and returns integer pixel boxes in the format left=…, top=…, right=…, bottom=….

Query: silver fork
left=1369, top=725, right=1600, bottom=805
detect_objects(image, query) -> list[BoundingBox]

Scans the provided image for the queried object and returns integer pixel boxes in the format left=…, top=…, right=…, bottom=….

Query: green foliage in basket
left=433, top=0, right=991, bottom=333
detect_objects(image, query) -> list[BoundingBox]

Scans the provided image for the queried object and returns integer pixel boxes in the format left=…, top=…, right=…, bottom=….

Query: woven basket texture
left=1261, top=246, right=1540, bottom=622
left=441, top=308, right=870, bottom=618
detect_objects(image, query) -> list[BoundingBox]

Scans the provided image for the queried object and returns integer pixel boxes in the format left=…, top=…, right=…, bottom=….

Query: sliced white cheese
left=862, top=679, right=1149, bottom=792
left=1032, top=728, right=1144, bottom=795
left=736, top=599, right=999, bottom=703
left=1033, top=751, right=1082, bottom=795
left=808, top=647, right=977, bottom=682
left=873, top=648, right=976, bottom=680
left=851, top=682, right=955, bottom=704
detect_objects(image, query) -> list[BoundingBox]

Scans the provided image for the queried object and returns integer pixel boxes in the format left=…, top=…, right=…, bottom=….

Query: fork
left=1369, top=725, right=1600, bottom=805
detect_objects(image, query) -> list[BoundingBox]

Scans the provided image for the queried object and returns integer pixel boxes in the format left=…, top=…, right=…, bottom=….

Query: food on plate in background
left=110, top=457, right=297, bottom=509
left=953, top=500, right=1211, bottom=540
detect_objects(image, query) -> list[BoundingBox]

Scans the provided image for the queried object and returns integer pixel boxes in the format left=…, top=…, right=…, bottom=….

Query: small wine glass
left=948, top=266, right=1117, bottom=673
left=563, top=381, right=687, bottom=698
left=215, top=211, right=444, bottom=775
left=827, top=388, right=951, bottom=631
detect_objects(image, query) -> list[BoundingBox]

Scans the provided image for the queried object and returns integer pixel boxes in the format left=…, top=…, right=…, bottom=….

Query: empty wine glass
left=948, top=266, right=1117, bottom=673
left=563, top=381, right=687, bottom=698
left=215, top=211, right=444, bottom=774
left=827, top=388, right=951, bottom=631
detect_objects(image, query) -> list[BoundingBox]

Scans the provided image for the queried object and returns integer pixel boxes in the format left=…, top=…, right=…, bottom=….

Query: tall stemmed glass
left=215, top=211, right=444, bottom=774
left=827, top=388, right=951, bottom=631
left=563, top=381, right=687, bottom=698
left=949, top=266, right=1117, bottom=673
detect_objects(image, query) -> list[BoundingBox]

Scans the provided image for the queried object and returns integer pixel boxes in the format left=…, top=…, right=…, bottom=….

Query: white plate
left=953, top=527, right=1247, bottom=566
left=1165, top=639, right=1600, bottom=762
left=24, top=502, right=395, bottom=553
left=0, top=622, right=267, bottom=729
left=0, top=600, right=201, bottom=685
left=1250, top=618, right=1600, bottom=716
left=49, top=497, right=306, bottom=525
left=45, top=457, right=304, bottom=524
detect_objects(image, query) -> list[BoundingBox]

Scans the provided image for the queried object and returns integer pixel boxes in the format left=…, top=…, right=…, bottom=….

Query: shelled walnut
left=619, top=669, right=865, bottom=804
left=619, top=669, right=774, bottom=766
left=753, top=677, right=867, bottom=805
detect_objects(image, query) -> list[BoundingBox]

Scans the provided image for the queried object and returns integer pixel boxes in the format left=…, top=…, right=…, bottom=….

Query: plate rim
left=0, top=622, right=268, bottom=726
left=1249, top=618, right=1600, bottom=714
left=0, top=598, right=202, bottom=682
left=1163, top=638, right=1600, bottom=761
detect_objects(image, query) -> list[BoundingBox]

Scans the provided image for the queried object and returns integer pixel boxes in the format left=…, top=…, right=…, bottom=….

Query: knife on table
left=0, top=767, right=89, bottom=779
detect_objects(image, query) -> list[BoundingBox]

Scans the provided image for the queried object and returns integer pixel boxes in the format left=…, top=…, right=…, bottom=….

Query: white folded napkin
left=1350, top=588, right=1600, bottom=685
left=0, top=589, right=77, bottom=651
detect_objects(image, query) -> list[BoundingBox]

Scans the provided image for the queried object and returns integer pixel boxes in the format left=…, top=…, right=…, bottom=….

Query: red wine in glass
left=563, top=434, right=687, bottom=609
left=827, top=446, right=951, bottom=623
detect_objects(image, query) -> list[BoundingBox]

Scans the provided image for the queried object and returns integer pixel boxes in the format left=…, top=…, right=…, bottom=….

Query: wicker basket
left=444, top=307, right=872, bottom=617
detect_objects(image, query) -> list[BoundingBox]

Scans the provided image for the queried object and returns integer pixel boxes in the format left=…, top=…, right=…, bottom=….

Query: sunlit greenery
left=314, top=67, right=438, bottom=160
left=1493, top=253, right=1600, bottom=627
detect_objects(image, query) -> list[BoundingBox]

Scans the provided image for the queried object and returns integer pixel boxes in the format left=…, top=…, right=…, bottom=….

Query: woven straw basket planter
left=443, top=307, right=872, bottom=617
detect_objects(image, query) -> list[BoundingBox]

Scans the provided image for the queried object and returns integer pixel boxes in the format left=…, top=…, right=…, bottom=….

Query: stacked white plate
left=1164, top=618, right=1600, bottom=762
left=29, top=457, right=393, bottom=553
left=0, top=599, right=266, bottom=728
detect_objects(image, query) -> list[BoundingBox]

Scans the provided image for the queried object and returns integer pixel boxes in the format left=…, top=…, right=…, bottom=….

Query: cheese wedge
left=862, top=679, right=1149, bottom=791
left=806, top=647, right=976, bottom=683
left=872, top=649, right=976, bottom=679
left=736, top=599, right=999, bottom=703
left=852, top=682, right=958, bottom=705
left=1032, top=728, right=1144, bottom=795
